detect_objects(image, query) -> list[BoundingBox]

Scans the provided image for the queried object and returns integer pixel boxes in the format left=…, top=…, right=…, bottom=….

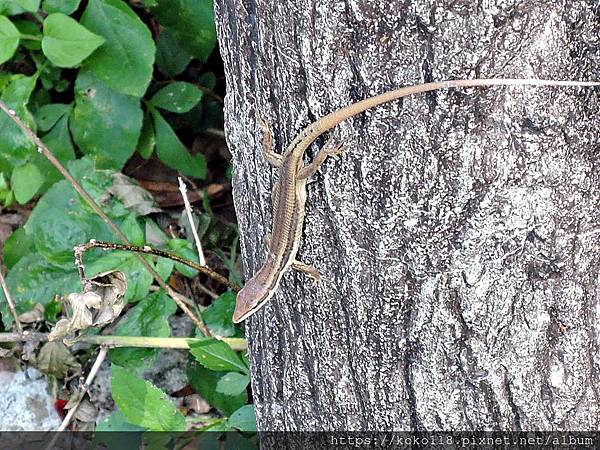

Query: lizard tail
left=312, top=78, right=600, bottom=135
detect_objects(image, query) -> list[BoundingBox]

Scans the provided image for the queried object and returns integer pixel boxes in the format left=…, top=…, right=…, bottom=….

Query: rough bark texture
left=215, top=0, right=600, bottom=431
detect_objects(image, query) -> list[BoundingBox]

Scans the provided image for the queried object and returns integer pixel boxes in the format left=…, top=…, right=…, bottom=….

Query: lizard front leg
left=256, top=115, right=284, bottom=167
left=291, top=260, right=324, bottom=282
left=297, top=137, right=344, bottom=179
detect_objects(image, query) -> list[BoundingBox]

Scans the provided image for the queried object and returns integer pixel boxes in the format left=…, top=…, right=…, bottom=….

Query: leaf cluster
left=0, top=0, right=254, bottom=436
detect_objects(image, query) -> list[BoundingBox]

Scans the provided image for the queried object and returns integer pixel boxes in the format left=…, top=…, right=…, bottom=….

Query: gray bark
left=215, top=0, right=600, bottom=431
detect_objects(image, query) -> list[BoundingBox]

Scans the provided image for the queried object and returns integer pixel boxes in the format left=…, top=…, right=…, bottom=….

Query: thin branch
left=58, top=346, right=108, bottom=432
left=0, top=100, right=212, bottom=336
left=0, top=332, right=248, bottom=351
left=44, top=346, right=108, bottom=446
left=0, top=260, right=22, bottom=333
left=179, top=177, right=207, bottom=266
left=75, top=240, right=240, bottom=292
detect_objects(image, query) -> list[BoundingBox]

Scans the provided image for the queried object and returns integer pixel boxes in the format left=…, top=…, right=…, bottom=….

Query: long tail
left=312, top=78, right=600, bottom=135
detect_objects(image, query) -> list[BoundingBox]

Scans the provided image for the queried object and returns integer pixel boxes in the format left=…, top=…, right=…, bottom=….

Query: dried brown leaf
left=48, top=270, right=127, bottom=342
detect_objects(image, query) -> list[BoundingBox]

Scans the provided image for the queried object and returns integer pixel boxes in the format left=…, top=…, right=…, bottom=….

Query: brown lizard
left=232, top=78, right=599, bottom=323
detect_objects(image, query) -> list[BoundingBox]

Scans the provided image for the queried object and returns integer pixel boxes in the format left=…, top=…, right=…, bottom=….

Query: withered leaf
left=109, top=173, right=162, bottom=216
left=18, top=303, right=45, bottom=324
left=36, top=341, right=81, bottom=379
left=48, top=271, right=127, bottom=342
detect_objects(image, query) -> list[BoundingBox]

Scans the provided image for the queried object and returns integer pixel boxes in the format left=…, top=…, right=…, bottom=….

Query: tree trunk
left=215, top=0, right=600, bottom=431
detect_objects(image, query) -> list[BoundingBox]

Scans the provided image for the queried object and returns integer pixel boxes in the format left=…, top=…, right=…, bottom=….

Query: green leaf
left=152, top=0, right=216, bottom=62
left=167, top=238, right=199, bottom=278
left=150, top=81, right=202, bottom=114
left=96, top=409, right=146, bottom=432
left=188, top=338, right=249, bottom=374
left=36, top=113, right=75, bottom=185
left=42, top=13, right=105, bottom=68
left=11, top=162, right=45, bottom=204
left=216, top=372, right=250, bottom=396
left=15, top=0, right=40, bottom=12
left=0, top=75, right=37, bottom=170
left=42, top=0, right=81, bottom=14
left=3, top=227, right=33, bottom=269
left=227, top=405, right=256, bottom=432
left=44, top=297, right=62, bottom=322
left=110, top=291, right=176, bottom=369
left=80, top=0, right=155, bottom=97
left=24, top=160, right=121, bottom=268
left=137, top=113, right=155, bottom=159
left=0, top=16, right=20, bottom=64
left=121, top=213, right=144, bottom=245
left=0, top=253, right=79, bottom=327
left=156, top=30, right=191, bottom=77
left=152, top=109, right=206, bottom=178
left=0, top=1, right=25, bottom=15
left=35, top=103, right=71, bottom=131
left=187, top=359, right=247, bottom=416
left=71, top=71, right=143, bottom=169
left=111, top=365, right=186, bottom=431
left=202, top=290, right=237, bottom=337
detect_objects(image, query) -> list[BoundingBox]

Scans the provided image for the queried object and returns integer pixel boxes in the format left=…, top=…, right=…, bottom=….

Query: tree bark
left=215, top=0, right=600, bottom=431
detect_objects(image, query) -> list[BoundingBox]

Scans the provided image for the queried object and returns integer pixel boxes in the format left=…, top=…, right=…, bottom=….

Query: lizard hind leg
left=297, top=137, right=344, bottom=180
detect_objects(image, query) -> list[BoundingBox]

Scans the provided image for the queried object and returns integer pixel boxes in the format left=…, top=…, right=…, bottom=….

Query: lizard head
left=232, top=276, right=273, bottom=323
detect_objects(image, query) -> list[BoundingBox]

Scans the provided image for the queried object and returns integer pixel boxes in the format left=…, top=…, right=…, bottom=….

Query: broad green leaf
left=156, top=30, right=191, bottom=77
left=216, top=372, right=250, bottom=396
left=71, top=71, right=143, bottom=169
left=188, top=338, right=249, bottom=374
left=202, top=290, right=238, bottom=337
left=15, top=0, right=40, bottom=12
left=36, top=114, right=75, bottom=185
left=11, top=162, right=45, bottom=204
left=42, top=0, right=81, bottom=14
left=109, top=291, right=176, bottom=369
left=187, top=359, right=247, bottom=416
left=152, top=109, right=206, bottom=178
left=42, top=13, right=105, bottom=68
left=150, top=81, right=202, bottom=114
left=0, top=75, right=37, bottom=169
left=86, top=251, right=153, bottom=303
left=24, top=159, right=121, bottom=267
left=0, top=16, right=20, bottom=63
left=167, top=238, right=199, bottom=278
left=96, top=409, right=146, bottom=432
left=0, top=253, right=79, bottom=327
left=81, top=0, right=155, bottom=97
left=3, top=227, right=33, bottom=269
left=0, top=1, right=25, bottom=15
left=152, top=0, right=216, bottom=62
left=121, top=213, right=144, bottom=245
left=35, top=103, right=71, bottom=131
left=227, top=405, right=256, bottom=432
left=137, top=113, right=155, bottom=159
left=111, top=365, right=186, bottom=431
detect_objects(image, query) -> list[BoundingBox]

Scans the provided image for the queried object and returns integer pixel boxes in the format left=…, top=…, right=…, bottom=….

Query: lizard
left=232, top=78, right=600, bottom=323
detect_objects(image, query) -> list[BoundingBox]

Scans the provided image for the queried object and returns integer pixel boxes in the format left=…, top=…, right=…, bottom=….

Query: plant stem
left=0, top=332, right=248, bottom=351
left=0, top=262, right=22, bottom=333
